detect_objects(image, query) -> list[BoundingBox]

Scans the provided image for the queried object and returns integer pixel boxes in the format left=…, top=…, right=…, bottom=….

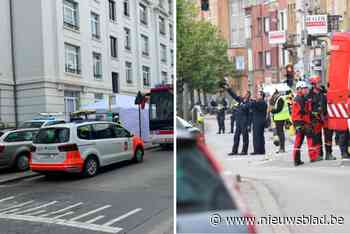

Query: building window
left=93, top=52, right=102, bottom=79
left=263, top=17, right=270, bottom=33
left=258, top=51, right=263, bottom=69
left=91, top=12, right=100, bottom=40
left=110, top=36, right=117, bottom=58
left=235, top=56, right=245, bottom=70
left=124, top=0, right=130, bottom=17
left=94, top=93, right=104, bottom=102
left=139, top=3, right=147, bottom=25
left=169, top=24, right=173, bottom=41
left=124, top=28, right=131, bottom=50
left=159, top=0, right=165, bottom=9
left=65, top=43, right=80, bottom=74
left=159, top=16, right=166, bottom=35
left=112, top=72, right=119, bottom=93
left=142, top=66, right=150, bottom=86
left=109, top=0, right=116, bottom=21
left=279, top=11, right=285, bottom=31
left=168, top=0, right=173, bottom=14
left=170, top=49, right=174, bottom=66
left=125, top=62, right=133, bottom=84
left=160, top=44, right=167, bottom=63
left=265, top=51, right=271, bottom=67
left=201, top=0, right=209, bottom=11
left=161, top=71, right=168, bottom=83
left=141, top=35, right=149, bottom=56
left=63, top=0, right=79, bottom=30
left=257, top=17, right=262, bottom=35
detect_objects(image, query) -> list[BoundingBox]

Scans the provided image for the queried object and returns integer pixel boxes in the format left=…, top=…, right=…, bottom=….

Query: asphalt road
left=205, top=115, right=350, bottom=233
left=0, top=148, right=173, bottom=234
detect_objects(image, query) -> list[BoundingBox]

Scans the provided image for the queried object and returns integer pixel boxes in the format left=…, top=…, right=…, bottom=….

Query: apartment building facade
left=0, top=0, right=174, bottom=125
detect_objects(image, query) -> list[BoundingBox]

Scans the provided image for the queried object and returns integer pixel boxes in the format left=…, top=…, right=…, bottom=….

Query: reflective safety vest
left=273, top=96, right=290, bottom=121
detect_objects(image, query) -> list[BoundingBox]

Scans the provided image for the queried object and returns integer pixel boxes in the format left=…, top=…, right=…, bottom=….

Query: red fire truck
left=327, top=33, right=350, bottom=130
left=148, top=84, right=174, bottom=148
left=327, top=32, right=350, bottom=157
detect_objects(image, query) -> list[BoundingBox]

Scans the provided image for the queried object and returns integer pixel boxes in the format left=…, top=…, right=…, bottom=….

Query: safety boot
left=325, top=152, right=336, bottom=160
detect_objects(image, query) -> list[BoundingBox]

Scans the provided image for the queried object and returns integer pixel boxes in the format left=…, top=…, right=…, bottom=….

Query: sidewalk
left=204, top=114, right=343, bottom=169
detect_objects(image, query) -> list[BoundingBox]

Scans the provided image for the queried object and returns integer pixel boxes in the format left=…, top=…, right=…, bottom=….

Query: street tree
left=177, top=0, right=234, bottom=118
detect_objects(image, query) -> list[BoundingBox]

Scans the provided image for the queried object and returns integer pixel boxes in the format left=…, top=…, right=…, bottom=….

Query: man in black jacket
left=250, top=91, right=268, bottom=155
left=214, top=89, right=228, bottom=134
left=226, top=88, right=251, bottom=156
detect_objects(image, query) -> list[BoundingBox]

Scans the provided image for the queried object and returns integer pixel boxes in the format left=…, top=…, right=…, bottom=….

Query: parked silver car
left=0, top=128, right=39, bottom=171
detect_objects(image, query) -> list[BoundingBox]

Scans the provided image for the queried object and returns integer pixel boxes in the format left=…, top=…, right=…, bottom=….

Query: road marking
left=70, top=205, right=111, bottom=221
left=0, top=214, right=122, bottom=233
left=40, top=202, right=83, bottom=217
left=85, top=215, right=105, bottom=224
left=103, top=208, right=142, bottom=226
left=0, top=196, right=15, bottom=202
left=26, top=210, right=47, bottom=216
left=52, top=211, right=74, bottom=219
left=0, top=201, right=34, bottom=213
left=10, top=201, right=57, bottom=215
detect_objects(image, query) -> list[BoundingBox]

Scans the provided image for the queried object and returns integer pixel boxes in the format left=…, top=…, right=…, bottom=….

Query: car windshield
left=19, top=121, right=44, bottom=129
left=177, top=140, right=236, bottom=214
left=33, top=128, right=70, bottom=144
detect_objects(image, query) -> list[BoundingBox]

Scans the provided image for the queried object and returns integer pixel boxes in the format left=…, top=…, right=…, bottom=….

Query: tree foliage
left=177, top=0, right=234, bottom=93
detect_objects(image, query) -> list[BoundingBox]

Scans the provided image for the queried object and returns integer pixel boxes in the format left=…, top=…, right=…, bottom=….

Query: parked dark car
left=177, top=117, right=256, bottom=233
left=0, top=128, right=39, bottom=171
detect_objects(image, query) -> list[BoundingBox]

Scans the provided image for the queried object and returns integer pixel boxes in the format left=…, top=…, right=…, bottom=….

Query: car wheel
left=16, top=154, right=29, bottom=171
left=83, top=156, right=99, bottom=177
left=132, top=148, right=144, bottom=163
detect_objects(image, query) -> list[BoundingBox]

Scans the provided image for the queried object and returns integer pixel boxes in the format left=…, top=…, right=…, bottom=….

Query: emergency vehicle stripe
left=338, top=104, right=349, bottom=118
left=327, top=105, right=334, bottom=117
left=331, top=104, right=341, bottom=118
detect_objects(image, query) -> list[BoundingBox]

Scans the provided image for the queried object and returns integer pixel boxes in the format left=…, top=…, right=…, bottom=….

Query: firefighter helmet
left=296, top=81, right=308, bottom=89
left=309, top=76, right=321, bottom=85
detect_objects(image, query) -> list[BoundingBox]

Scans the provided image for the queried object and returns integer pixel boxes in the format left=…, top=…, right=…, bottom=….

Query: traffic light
left=201, top=0, right=209, bottom=11
left=312, top=59, right=322, bottom=71
left=286, top=64, right=294, bottom=88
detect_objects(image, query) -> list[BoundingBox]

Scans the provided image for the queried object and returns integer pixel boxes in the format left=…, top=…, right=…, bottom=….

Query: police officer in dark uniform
left=250, top=91, right=268, bottom=155
left=230, top=101, right=238, bottom=134
left=215, top=89, right=228, bottom=134
left=226, top=87, right=251, bottom=156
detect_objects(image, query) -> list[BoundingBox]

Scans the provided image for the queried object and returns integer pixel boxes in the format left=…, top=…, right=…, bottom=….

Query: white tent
left=263, top=83, right=291, bottom=96
left=81, top=94, right=150, bottom=142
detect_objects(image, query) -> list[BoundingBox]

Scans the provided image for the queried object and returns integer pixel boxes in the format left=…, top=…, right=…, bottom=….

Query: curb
left=241, top=177, right=291, bottom=234
left=0, top=172, right=41, bottom=185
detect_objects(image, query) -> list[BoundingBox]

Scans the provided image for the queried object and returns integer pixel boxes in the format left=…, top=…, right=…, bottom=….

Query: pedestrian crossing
left=0, top=196, right=142, bottom=233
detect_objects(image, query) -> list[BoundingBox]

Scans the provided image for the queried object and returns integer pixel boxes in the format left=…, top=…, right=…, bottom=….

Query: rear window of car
left=34, top=128, right=70, bottom=144
left=177, top=140, right=236, bottom=214
left=4, top=130, right=38, bottom=142
left=19, top=121, right=44, bottom=129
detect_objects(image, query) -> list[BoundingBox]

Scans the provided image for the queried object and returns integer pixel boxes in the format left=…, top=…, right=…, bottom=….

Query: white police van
left=19, top=113, right=66, bottom=129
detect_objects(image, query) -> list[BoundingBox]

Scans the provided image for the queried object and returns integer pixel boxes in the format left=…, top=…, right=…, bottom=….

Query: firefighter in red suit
left=292, top=81, right=320, bottom=166
left=320, top=85, right=336, bottom=160
left=308, top=76, right=325, bottom=161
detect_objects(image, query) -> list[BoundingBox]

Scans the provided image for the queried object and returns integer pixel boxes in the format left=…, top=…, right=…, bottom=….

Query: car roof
left=6, top=128, right=39, bottom=133
left=40, top=121, right=119, bottom=129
